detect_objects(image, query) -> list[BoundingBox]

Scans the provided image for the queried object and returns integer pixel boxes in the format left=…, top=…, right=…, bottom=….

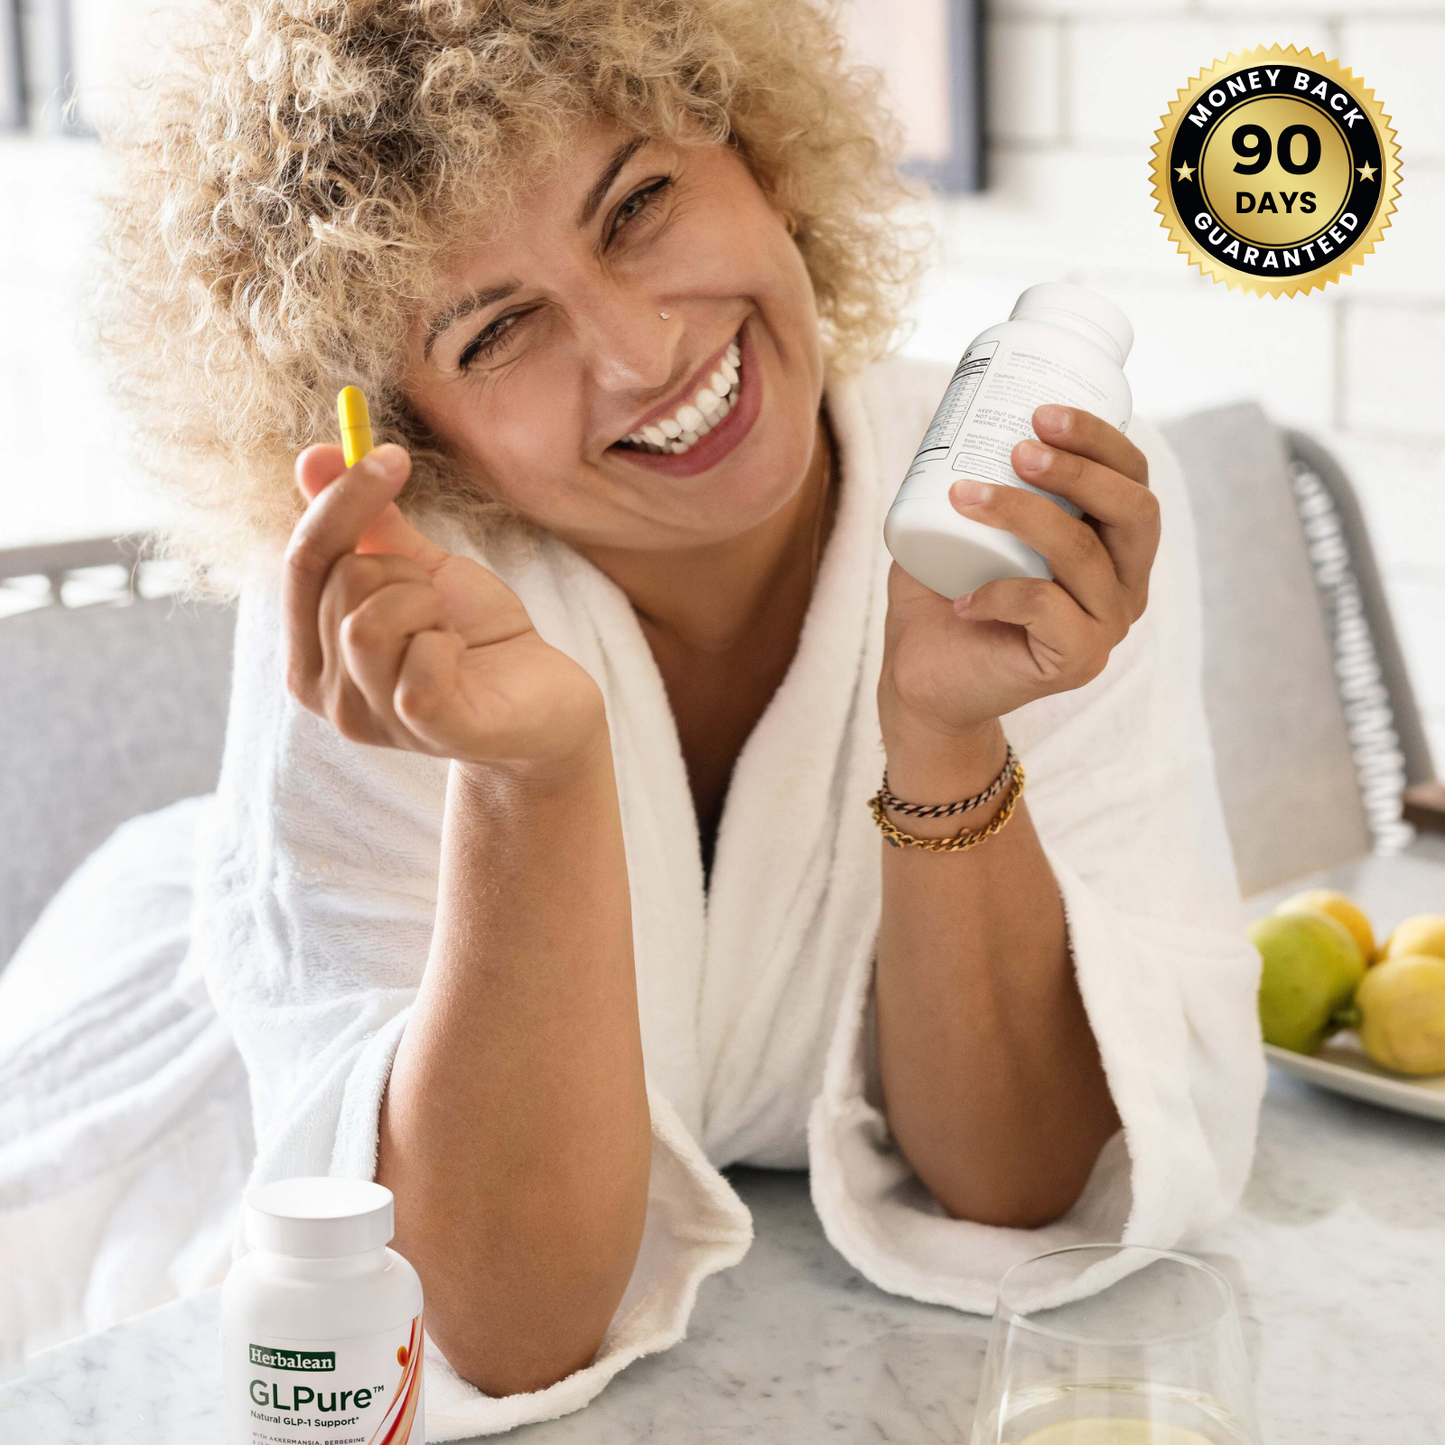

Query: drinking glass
left=969, top=1244, right=1261, bottom=1445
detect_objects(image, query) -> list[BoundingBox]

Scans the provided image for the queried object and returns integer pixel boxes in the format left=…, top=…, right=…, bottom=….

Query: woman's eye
left=609, top=177, right=673, bottom=242
left=458, top=312, right=523, bottom=372
left=454, top=178, right=673, bottom=372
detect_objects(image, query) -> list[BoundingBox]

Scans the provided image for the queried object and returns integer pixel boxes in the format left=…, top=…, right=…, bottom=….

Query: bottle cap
left=1010, top=283, right=1133, bottom=366
left=246, top=1177, right=395, bottom=1258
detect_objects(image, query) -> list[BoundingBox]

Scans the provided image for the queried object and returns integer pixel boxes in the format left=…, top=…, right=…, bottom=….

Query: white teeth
left=617, top=333, right=744, bottom=455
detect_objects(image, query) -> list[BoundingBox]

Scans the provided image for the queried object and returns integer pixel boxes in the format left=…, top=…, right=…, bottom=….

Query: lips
left=608, top=319, right=762, bottom=479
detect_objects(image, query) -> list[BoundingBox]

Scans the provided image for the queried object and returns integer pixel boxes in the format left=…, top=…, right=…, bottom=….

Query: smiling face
left=402, top=122, right=827, bottom=555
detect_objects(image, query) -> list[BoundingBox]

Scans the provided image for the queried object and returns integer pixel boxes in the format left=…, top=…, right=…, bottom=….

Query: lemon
left=1379, top=915, right=1445, bottom=965
left=1249, top=910, right=1366, bottom=1054
left=1275, top=888, right=1376, bottom=964
left=1352, top=954, right=1445, bottom=1075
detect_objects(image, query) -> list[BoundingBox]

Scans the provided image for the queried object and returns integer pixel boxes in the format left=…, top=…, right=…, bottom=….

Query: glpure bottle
left=885, top=282, right=1133, bottom=600
left=221, top=1177, right=424, bottom=1445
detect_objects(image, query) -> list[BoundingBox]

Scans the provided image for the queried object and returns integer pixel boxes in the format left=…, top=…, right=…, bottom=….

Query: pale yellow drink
left=1016, top=1422, right=1219, bottom=1445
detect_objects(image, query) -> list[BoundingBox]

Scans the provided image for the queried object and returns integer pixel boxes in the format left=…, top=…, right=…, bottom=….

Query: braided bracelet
left=877, top=743, right=1019, bottom=819
left=868, top=761, right=1026, bottom=853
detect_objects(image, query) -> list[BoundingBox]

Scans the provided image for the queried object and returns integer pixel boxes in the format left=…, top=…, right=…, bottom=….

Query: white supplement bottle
left=221, top=1177, right=424, bottom=1445
left=885, top=282, right=1133, bottom=600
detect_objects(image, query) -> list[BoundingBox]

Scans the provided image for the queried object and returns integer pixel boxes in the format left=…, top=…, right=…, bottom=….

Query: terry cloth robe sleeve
left=806, top=413, right=1266, bottom=1311
left=190, top=577, right=750, bottom=1441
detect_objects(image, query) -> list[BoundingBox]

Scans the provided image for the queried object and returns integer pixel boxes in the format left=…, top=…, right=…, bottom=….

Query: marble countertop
left=4, top=838, right=1444, bottom=1443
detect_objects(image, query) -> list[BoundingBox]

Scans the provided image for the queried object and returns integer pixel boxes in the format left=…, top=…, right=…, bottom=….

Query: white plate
left=1265, top=1037, right=1445, bottom=1121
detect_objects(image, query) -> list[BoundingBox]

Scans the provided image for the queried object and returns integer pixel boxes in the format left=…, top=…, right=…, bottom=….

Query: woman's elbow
left=901, top=1137, right=1097, bottom=1230
left=444, top=1317, right=612, bottom=1399
left=925, top=1166, right=1085, bottom=1230
left=939, top=1180, right=1081, bottom=1231
left=425, top=1216, right=646, bottom=1398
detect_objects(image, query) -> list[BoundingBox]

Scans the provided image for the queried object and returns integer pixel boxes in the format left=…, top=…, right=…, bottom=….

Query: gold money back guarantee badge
left=1151, top=45, right=1400, bottom=297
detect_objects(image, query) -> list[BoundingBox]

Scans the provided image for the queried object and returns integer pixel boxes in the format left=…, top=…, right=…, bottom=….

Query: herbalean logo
left=1151, top=45, right=1400, bottom=296
left=248, top=1344, right=336, bottom=1372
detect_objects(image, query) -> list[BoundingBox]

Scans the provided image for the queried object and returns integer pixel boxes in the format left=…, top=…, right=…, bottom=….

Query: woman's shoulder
left=863, top=350, right=955, bottom=396
left=833, top=352, right=953, bottom=505
left=853, top=351, right=954, bottom=432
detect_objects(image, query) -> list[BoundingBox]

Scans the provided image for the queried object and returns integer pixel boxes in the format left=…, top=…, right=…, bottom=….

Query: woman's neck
left=578, top=410, right=837, bottom=655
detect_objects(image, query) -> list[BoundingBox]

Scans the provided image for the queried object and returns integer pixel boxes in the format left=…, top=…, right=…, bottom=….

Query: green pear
left=1249, top=909, right=1365, bottom=1054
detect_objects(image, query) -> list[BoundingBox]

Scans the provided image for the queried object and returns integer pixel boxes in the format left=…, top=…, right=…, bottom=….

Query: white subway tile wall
left=897, top=0, right=1445, bottom=767
left=0, top=6, right=1440, bottom=764
left=1337, top=20, right=1445, bottom=162
left=0, top=138, right=168, bottom=545
left=986, top=21, right=1062, bottom=142
left=1065, top=19, right=1336, bottom=146
left=1342, top=304, right=1445, bottom=437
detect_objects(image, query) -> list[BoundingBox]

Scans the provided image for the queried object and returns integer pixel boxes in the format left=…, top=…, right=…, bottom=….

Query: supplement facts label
left=225, top=1314, right=423, bottom=1445
left=943, top=342, right=1123, bottom=515
left=914, top=342, right=998, bottom=459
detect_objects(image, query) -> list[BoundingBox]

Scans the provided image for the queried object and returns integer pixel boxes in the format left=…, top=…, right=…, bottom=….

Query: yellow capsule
left=336, top=385, right=374, bottom=469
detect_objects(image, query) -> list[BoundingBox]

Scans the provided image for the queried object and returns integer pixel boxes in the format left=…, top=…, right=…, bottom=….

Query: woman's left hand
left=879, top=403, right=1160, bottom=747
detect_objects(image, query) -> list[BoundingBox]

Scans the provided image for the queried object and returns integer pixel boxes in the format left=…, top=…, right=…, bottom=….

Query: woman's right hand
left=284, top=442, right=607, bottom=779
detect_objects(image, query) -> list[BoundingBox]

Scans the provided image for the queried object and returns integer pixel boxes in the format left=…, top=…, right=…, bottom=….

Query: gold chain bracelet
left=868, top=761, right=1025, bottom=852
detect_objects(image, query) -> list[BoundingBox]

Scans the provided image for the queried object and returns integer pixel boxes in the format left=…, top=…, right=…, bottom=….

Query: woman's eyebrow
left=421, top=136, right=649, bottom=361
left=423, top=281, right=521, bottom=360
left=576, top=135, right=650, bottom=227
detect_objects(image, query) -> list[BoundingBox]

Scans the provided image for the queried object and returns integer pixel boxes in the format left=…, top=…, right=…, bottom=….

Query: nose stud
left=659, top=311, right=669, bottom=319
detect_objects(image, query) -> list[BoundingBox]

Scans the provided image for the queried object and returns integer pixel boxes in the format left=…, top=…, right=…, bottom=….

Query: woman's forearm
left=377, top=736, right=651, bottom=1398
left=874, top=718, right=1120, bottom=1229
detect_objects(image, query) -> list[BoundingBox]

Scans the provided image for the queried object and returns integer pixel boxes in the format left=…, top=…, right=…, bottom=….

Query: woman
left=7, top=0, right=1261, bottom=1429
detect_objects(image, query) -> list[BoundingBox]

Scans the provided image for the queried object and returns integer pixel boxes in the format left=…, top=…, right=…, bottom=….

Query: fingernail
left=361, top=445, right=407, bottom=482
left=954, top=591, right=973, bottom=613
left=1016, top=440, right=1050, bottom=472
left=952, top=479, right=991, bottom=507
left=1036, top=404, right=1069, bottom=433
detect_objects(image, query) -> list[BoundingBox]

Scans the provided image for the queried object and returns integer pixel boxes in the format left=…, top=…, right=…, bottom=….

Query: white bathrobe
left=0, top=354, right=1264, bottom=1437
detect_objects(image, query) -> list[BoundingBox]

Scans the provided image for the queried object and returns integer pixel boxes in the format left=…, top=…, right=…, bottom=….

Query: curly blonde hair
left=97, top=0, right=930, bottom=588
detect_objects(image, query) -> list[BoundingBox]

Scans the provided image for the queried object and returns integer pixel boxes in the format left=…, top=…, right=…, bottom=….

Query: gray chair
left=0, top=537, right=235, bottom=967
left=1163, top=403, right=1434, bottom=894
left=0, top=405, right=1436, bottom=972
